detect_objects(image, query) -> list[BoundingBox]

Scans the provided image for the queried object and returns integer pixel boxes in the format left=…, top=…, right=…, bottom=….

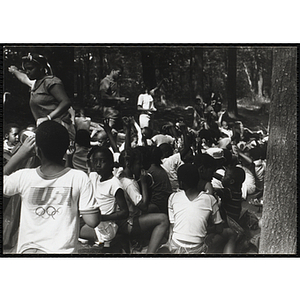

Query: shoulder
left=198, top=191, right=217, bottom=204
left=44, top=76, right=62, bottom=85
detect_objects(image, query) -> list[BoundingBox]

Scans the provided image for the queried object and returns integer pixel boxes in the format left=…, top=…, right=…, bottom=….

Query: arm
left=103, top=118, right=119, bottom=153
left=82, top=211, right=101, bottom=228
left=122, top=117, right=132, bottom=151
left=149, top=78, right=165, bottom=95
left=100, top=79, right=126, bottom=105
left=4, top=136, right=35, bottom=175
left=136, top=170, right=150, bottom=212
left=133, top=120, right=143, bottom=146
left=178, top=122, right=191, bottom=161
left=101, top=189, right=129, bottom=221
left=207, top=222, right=223, bottom=234
left=8, top=66, right=34, bottom=88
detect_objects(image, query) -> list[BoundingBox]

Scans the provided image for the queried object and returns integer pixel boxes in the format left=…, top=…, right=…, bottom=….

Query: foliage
left=3, top=45, right=273, bottom=127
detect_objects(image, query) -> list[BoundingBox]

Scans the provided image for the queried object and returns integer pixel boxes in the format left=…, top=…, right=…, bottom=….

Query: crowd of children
left=4, top=57, right=268, bottom=254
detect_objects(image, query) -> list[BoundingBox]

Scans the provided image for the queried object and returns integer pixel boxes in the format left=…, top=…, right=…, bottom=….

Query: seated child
left=3, top=121, right=101, bottom=254
left=80, top=146, right=128, bottom=246
left=117, top=148, right=169, bottom=253
left=215, top=166, right=246, bottom=223
left=4, top=123, right=20, bottom=165
left=168, top=163, right=223, bottom=254
left=194, top=153, right=216, bottom=195
left=147, top=146, right=173, bottom=214
left=151, top=124, right=176, bottom=147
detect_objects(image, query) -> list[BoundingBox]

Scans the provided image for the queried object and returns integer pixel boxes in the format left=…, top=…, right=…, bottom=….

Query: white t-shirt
left=211, top=168, right=225, bottom=189
left=4, top=167, right=99, bottom=254
left=240, top=166, right=256, bottom=199
left=89, top=172, right=123, bottom=215
left=168, top=190, right=222, bottom=244
left=118, top=176, right=142, bottom=218
left=137, top=93, right=155, bottom=112
left=152, top=134, right=175, bottom=147
left=162, top=153, right=184, bottom=192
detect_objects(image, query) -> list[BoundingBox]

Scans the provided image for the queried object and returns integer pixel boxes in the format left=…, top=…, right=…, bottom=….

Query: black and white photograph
left=2, top=44, right=297, bottom=256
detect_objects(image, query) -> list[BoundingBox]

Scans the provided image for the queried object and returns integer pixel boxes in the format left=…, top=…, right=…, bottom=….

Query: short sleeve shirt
left=89, top=173, right=123, bottom=215
left=168, top=190, right=222, bottom=244
left=4, top=167, right=98, bottom=254
left=118, top=177, right=142, bottom=218
left=30, top=76, right=71, bottom=124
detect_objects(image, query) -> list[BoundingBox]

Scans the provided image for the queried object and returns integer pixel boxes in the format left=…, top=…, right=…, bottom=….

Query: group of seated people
left=3, top=97, right=268, bottom=254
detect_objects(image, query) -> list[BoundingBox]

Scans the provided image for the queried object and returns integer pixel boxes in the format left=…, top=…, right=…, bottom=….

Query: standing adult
left=99, top=64, right=128, bottom=129
left=8, top=53, right=75, bottom=141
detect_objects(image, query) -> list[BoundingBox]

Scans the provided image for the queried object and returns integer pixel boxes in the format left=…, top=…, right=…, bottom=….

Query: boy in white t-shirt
left=168, top=164, right=223, bottom=254
left=137, top=86, right=157, bottom=128
left=3, top=121, right=101, bottom=254
left=79, top=146, right=128, bottom=246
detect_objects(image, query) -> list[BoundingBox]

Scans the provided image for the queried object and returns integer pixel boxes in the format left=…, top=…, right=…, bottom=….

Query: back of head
left=177, top=163, right=199, bottom=189
left=226, top=166, right=245, bottom=186
left=150, top=146, right=163, bottom=166
left=142, top=127, right=153, bottom=139
left=194, top=153, right=216, bottom=169
left=36, top=121, right=69, bottom=163
left=159, top=143, right=173, bottom=158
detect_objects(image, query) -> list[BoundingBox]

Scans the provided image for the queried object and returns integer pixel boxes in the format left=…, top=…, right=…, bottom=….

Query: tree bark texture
left=259, top=47, right=297, bottom=254
left=227, top=47, right=238, bottom=118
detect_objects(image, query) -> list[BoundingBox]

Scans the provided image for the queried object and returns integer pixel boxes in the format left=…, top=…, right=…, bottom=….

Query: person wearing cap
left=8, top=53, right=75, bottom=141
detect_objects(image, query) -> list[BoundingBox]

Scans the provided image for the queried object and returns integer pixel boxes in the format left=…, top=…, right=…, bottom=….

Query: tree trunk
left=141, top=50, right=156, bottom=90
left=227, top=47, right=238, bottom=118
left=259, top=47, right=297, bottom=254
left=257, top=68, right=263, bottom=98
left=194, top=47, right=204, bottom=100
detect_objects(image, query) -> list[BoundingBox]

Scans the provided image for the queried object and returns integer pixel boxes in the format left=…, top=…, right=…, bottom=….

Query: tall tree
left=141, top=50, right=156, bottom=90
left=259, top=47, right=297, bottom=254
left=227, top=47, right=238, bottom=118
left=194, top=47, right=204, bottom=99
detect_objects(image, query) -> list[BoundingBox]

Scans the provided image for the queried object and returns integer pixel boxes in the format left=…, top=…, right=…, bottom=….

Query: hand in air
left=140, top=169, right=147, bottom=184
left=18, top=136, right=36, bottom=157
left=8, top=66, right=18, bottom=74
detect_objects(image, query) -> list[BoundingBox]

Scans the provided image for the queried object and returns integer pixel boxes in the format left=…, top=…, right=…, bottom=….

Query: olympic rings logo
left=35, top=206, right=62, bottom=219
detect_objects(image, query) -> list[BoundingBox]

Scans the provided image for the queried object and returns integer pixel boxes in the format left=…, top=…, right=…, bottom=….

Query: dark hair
left=87, top=146, right=113, bottom=164
left=142, top=127, right=153, bottom=139
left=226, top=166, right=246, bottom=185
left=194, top=153, right=216, bottom=169
left=4, top=123, right=19, bottom=135
left=248, top=147, right=262, bottom=161
left=22, top=53, right=52, bottom=75
left=150, top=146, right=163, bottom=166
left=177, top=164, right=199, bottom=188
left=159, top=143, right=173, bottom=159
left=75, top=129, right=90, bottom=148
left=119, top=148, right=141, bottom=169
left=36, top=121, right=69, bottom=163
left=135, top=146, right=151, bottom=170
